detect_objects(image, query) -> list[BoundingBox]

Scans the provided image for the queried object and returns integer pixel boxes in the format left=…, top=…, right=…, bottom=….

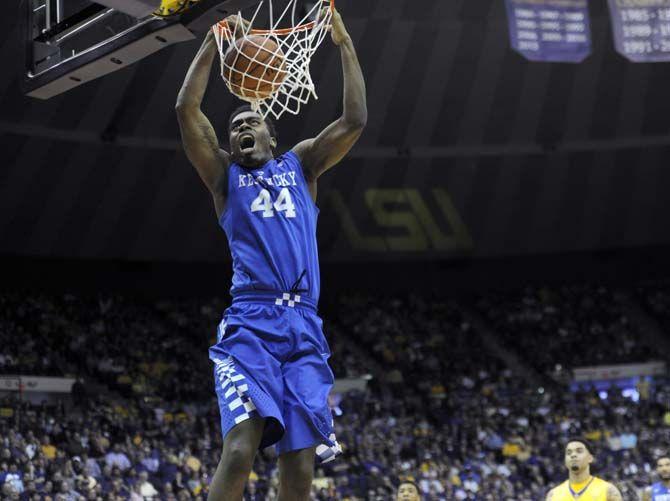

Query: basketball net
left=213, top=0, right=333, bottom=120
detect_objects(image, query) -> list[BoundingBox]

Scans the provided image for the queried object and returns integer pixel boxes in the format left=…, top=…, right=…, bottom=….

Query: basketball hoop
left=213, top=0, right=334, bottom=120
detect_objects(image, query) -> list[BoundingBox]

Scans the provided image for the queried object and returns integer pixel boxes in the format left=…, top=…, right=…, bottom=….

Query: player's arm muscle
left=642, top=487, right=651, bottom=501
left=606, top=483, right=623, bottom=501
left=292, top=9, right=367, bottom=187
left=176, top=30, right=230, bottom=209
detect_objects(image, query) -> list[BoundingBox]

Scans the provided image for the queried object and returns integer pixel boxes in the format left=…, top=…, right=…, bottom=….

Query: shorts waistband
left=232, top=291, right=317, bottom=311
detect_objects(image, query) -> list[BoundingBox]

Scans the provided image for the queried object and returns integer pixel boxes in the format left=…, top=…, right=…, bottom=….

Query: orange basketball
left=223, top=35, right=287, bottom=100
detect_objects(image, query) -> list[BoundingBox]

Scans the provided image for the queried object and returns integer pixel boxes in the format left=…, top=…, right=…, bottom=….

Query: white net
left=213, top=0, right=333, bottom=120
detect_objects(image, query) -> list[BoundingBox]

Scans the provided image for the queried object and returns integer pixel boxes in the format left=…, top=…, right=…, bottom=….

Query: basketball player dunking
left=175, top=8, right=366, bottom=501
left=643, top=455, right=670, bottom=501
left=546, top=439, right=623, bottom=501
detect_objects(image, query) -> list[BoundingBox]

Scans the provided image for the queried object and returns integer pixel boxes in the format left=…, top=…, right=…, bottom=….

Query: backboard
left=21, top=0, right=260, bottom=99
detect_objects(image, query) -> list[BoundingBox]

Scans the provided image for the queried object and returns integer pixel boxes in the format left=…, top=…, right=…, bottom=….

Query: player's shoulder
left=288, top=140, right=320, bottom=182
left=275, top=149, right=300, bottom=168
left=546, top=482, right=567, bottom=500
left=288, top=140, right=311, bottom=165
left=598, top=477, right=614, bottom=488
left=278, top=149, right=314, bottom=187
left=590, top=476, right=609, bottom=486
left=545, top=486, right=556, bottom=500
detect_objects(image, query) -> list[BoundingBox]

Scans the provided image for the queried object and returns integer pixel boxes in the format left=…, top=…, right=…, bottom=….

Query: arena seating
left=1, top=285, right=669, bottom=499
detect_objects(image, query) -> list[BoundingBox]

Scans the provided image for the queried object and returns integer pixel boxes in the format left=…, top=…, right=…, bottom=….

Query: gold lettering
left=365, top=189, right=428, bottom=252
left=328, top=188, right=473, bottom=255
left=328, top=191, right=386, bottom=252
left=405, top=189, right=474, bottom=253
left=432, top=189, right=474, bottom=252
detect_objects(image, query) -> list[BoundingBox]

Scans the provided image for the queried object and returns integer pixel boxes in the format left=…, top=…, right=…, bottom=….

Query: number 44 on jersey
left=251, top=188, right=297, bottom=218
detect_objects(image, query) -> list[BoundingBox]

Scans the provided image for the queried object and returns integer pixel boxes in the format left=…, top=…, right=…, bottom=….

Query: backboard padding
left=22, top=0, right=261, bottom=99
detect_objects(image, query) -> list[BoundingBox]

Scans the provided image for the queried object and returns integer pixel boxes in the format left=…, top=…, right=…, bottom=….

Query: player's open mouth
left=240, top=134, right=255, bottom=151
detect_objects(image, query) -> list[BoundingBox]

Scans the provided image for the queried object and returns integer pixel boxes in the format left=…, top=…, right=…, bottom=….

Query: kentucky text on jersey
left=238, top=171, right=298, bottom=188
left=220, top=151, right=321, bottom=301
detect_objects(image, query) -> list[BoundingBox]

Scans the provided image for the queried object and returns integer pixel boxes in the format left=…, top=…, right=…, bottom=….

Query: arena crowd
left=1, top=283, right=670, bottom=500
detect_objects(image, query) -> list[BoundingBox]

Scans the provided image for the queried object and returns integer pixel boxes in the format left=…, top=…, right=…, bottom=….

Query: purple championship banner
left=608, top=0, right=670, bottom=62
left=505, top=0, right=592, bottom=62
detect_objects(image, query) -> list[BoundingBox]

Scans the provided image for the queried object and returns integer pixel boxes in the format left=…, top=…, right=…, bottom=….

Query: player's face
left=229, top=111, right=276, bottom=167
left=397, top=483, right=420, bottom=501
left=564, top=442, right=593, bottom=474
left=657, top=457, right=670, bottom=480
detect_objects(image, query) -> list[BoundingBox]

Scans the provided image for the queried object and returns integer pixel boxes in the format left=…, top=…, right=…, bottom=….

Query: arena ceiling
left=2, top=0, right=670, bottom=263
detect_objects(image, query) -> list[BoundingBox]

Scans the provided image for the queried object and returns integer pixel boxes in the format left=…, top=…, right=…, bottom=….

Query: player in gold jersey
left=545, top=438, right=623, bottom=501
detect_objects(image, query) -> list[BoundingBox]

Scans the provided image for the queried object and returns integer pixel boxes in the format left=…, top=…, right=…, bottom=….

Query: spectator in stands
left=397, top=480, right=421, bottom=501
left=137, top=470, right=158, bottom=499
left=104, top=444, right=131, bottom=471
left=41, top=435, right=56, bottom=460
left=1, top=287, right=669, bottom=499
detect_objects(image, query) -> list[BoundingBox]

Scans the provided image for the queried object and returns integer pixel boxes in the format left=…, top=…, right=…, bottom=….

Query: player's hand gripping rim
left=219, top=14, right=252, bottom=40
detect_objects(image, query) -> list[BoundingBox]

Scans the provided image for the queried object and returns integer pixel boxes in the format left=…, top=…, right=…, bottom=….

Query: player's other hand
left=224, top=14, right=251, bottom=38
left=326, top=8, right=350, bottom=46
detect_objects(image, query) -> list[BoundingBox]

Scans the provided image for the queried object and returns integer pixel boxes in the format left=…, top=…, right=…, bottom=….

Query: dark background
left=3, top=0, right=670, bottom=285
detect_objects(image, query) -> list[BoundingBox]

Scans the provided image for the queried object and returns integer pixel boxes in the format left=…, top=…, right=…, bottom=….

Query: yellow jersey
left=550, top=476, right=609, bottom=501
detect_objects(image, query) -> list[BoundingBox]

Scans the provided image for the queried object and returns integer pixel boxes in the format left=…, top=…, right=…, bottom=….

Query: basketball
left=223, top=35, right=287, bottom=100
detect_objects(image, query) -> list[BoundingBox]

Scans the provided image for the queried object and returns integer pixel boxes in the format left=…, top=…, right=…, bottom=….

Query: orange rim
left=216, top=0, right=334, bottom=37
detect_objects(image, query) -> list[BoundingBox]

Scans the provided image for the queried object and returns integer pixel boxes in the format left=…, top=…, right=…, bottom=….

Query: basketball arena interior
left=4, top=0, right=670, bottom=499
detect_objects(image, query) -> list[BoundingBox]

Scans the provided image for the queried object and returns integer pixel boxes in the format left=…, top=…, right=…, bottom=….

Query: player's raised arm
left=642, top=487, right=651, bottom=501
left=176, top=16, right=249, bottom=215
left=292, top=8, right=367, bottom=186
left=176, top=29, right=229, bottom=198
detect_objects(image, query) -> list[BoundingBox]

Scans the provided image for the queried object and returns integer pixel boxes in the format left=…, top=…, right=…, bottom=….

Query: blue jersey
left=220, top=151, right=320, bottom=301
left=651, top=482, right=670, bottom=501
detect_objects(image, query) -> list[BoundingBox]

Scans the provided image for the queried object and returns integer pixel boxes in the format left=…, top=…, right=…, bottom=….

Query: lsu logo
left=329, top=188, right=473, bottom=253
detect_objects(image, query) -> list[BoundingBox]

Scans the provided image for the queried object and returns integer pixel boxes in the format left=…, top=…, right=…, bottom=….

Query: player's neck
left=569, top=469, right=592, bottom=485
left=237, top=151, right=274, bottom=169
left=663, top=479, right=670, bottom=489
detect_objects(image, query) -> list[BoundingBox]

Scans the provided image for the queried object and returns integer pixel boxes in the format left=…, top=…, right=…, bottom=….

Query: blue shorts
left=208, top=292, right=341, bottom=463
